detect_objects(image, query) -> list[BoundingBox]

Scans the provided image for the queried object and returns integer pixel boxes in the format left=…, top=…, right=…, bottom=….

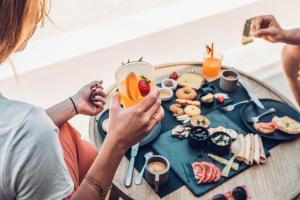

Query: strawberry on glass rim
left=138, top=76, right=151, bottom=97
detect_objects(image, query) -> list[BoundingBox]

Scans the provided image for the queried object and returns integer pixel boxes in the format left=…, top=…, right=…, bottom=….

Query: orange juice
left=115, top=61, right=155, bottom=108
left=203, top=57, right=222, bottom=79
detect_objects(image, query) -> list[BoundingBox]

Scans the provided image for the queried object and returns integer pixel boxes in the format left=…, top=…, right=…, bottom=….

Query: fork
left=222, top=100, right=250, bottom=112
left=248, top=108, right=276, bottom=123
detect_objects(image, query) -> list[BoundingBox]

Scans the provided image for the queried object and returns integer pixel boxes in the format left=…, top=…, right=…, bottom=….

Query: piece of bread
left=272, top=116, right=300, bottom=135
left=253, top=122, right=276, bottom=134
left=176, top=72, right=205, bottom=90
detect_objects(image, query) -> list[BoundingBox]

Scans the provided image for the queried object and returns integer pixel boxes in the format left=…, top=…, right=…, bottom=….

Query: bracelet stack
left=84, top=176, right=112, bottom=197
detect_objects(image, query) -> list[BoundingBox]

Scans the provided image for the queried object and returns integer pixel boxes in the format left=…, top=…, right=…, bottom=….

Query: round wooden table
left=89, top=62, right=300, bottom=200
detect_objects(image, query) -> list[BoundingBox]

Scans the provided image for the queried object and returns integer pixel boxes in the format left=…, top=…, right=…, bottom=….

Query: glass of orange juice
left=115, top=61, right=156, bottom=108
left=202, top=44, right=223, bottom=80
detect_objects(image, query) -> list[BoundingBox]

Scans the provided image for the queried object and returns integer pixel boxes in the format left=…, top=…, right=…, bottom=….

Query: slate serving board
left=96, top=79, right=287, bottom=198
left=152, top=110, right=270, bottom=197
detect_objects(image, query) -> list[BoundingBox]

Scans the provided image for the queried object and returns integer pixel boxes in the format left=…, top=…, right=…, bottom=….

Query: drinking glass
left=202, top=49, right=223, bottom=80
left=115, top=61, right=156, bottom=108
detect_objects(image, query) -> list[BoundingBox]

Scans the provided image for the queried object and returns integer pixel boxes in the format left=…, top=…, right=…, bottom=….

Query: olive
left=212, top=194, right=227, bottom=200
left=232, top=186, right=247, bottom=200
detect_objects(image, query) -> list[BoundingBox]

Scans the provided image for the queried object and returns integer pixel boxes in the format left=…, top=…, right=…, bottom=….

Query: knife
left=238, top=79, right=265, bottom=109
left=124, top=143, right=140, bottom=187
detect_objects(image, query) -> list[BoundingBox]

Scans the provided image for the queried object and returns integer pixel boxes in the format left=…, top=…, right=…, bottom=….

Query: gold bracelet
left=84, top=176, right=112, bottom=196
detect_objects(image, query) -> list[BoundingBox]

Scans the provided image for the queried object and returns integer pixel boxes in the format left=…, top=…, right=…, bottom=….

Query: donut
left=191, top=115, right=210, bottom=128
left=184, top=105, right=201, bottom=117
left=170, top=104, right=184, bottom=117
left=102, top=119, right=110, bottom=133
left=176, top=87, right=197, bottom=100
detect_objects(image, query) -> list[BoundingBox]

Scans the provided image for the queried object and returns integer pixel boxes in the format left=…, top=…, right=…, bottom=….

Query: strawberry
left=216, top=96, right=224, bottom=104
left=138, top=76, right=151, bottom=97
left=169, top=72, right=179, bottom=80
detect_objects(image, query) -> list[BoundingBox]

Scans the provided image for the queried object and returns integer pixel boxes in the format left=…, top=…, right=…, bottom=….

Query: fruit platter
left=91, top=61, right=300, bottom=200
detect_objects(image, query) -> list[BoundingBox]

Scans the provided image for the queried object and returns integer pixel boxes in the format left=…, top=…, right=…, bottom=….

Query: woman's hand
left=251, top=15, right=286, bottom=43
left=107, top=89, right=164, bottom=152
left=72, top=81, right=106, bottom=116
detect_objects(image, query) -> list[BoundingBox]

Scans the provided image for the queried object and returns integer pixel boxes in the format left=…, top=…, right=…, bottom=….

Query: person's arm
left=251, top=15, right=300, bottom=45
left=46, top=81, right=106, bottom=128
left=282, top=28, right=300, bottom=45
left=71, top=90, right=164, bottom=200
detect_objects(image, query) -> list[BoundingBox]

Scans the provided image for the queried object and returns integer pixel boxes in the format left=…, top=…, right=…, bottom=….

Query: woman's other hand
left=107, top=89, right=164, bottom=152
left=72, top=81, right=106, bottom=116
left=251, top=15, right=286, bottom=43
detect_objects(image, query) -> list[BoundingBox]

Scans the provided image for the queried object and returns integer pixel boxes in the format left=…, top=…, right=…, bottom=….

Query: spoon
left=248, top=108, right=276, bottom=123
left=135, top=151, right=154, bottom=185
left=222, top=100, right=250, bottom=112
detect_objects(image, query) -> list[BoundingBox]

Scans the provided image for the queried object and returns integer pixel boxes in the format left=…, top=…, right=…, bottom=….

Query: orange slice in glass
left=125, top=72, right=140, bottom=102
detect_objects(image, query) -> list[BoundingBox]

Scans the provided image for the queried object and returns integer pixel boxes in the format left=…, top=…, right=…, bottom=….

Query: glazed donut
left=170, top=104, right=184, bottom=117
left=184, top=105, right=201, bottom=117
left=176, top=87, right=197, bottom=100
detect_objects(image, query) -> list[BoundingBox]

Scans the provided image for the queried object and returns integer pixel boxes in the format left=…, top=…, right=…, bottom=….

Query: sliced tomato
left=213, top=166, right=222, bottom=182
left=207, top=163, right=217, bottom=183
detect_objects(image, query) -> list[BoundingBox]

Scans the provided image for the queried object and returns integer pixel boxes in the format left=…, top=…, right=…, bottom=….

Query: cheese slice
left=253, top=134, right=260, bottom=165
left=222, top=156, right=236, bottom=177
left=244, top=134, right=251, bottom=165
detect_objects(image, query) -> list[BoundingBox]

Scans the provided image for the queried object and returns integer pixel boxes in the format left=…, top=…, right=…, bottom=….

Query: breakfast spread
left=98, top=60, right=299, bottom=198
left=192, top=162, right=221, bottom=184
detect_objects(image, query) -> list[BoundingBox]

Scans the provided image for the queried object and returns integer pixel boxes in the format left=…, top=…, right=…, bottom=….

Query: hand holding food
left=107, top=90, right=164, bottom=151
left=251, top=15, right=286, bottom=43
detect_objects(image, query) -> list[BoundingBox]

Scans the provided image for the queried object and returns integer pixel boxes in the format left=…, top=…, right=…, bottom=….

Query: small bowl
left=188, top=126, right=209, bottom=149
left=209, top=132, right=232, bottom=155
left=161, top=79, right=178, bottom=91
left=159, top=87, right=173, bottom=101
left=199, top=92, right=214, bottom=107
